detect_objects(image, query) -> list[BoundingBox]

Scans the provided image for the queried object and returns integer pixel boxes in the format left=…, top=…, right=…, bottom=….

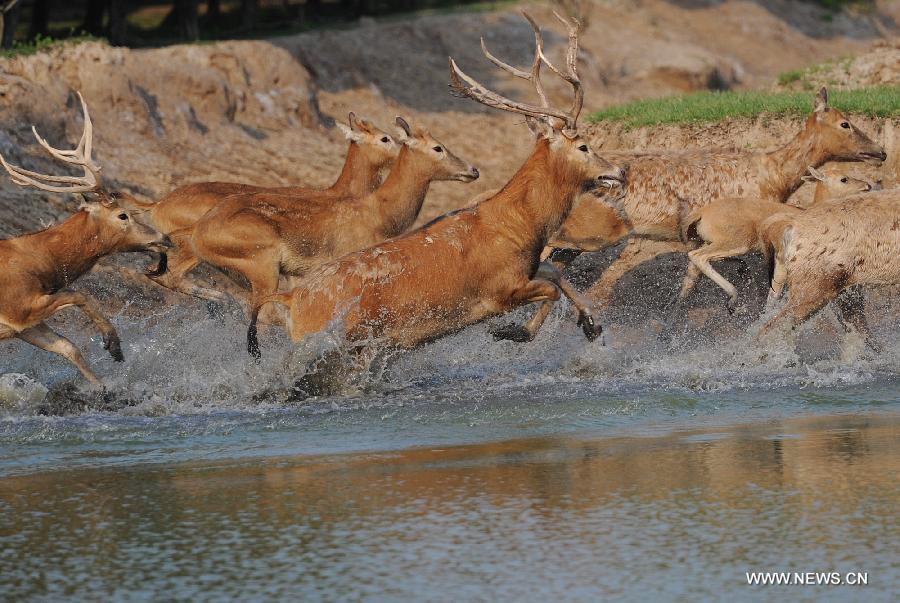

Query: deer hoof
left=726, top=297, right=738, bottom=315
left=577, top=313, right=603, bottom=342
left=104, top=334, right=124, bottom=362
left=490, top=323, right=534, bottom=343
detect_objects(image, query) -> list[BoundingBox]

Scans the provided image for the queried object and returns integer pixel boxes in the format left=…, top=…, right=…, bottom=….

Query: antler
left=449, top=10, right=583, bottom=131
left=0, top=91, right=102, bottom=194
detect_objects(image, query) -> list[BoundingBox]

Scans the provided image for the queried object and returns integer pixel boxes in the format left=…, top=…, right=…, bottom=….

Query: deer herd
left=0, top=12, right=896, bottom=388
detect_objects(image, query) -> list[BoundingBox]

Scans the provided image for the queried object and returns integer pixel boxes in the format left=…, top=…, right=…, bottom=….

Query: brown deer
left=124, top=113, right=400, bottom=300
left=0, top=94, right=171, bottom=385
left=674, top=165, right=875, bottom=311
left=248, top=11, right=626, bottom=358
left=497, top=88, right=886, bottom=340
left=186, top=115, right=479, bottom=332
left=757, top=188, right=900, bottom=353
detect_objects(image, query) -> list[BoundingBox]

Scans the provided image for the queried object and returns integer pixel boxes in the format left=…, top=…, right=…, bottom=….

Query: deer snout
left=457, top=166, right=480, bottom=183
left=149, top=235, right=174, bottom=252
left=597, top=165, right=627, bottom=188
left=859, top=148, right=887, bottom=164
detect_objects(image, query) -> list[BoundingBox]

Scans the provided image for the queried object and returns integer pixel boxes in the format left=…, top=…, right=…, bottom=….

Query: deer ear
left=814, top=87, right=828, bottom=113
left=348, top=111, right=360, bottom=130
left=805, top=165, right=826, bottom=182
left=395, top=116, right=413, bottom=139
left=337, top=122, right=364, bottom=142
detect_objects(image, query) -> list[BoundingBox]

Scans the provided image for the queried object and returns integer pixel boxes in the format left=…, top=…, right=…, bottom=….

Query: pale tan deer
left=248, top=11, right=626, bottom=358
left=757, top=188, right=900, bottom=353
left=124, top=113, right=400, bottom=300
left=0, top=94, right=171, bottom=385
left=674, top=165, right=875, bottom=311
left=497, top=88, right=886, bottom=340
left=187, top=116, right=479, bottom=331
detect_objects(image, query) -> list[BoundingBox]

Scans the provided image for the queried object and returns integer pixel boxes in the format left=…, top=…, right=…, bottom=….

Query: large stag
left=188, top=116, right=479, bottom=328
left=497, top=88, right=886, bottom=341
left=124, top=113, right=400, bottom=300
left=0, top=94, right=171, bottom=385
left=249, top=11, right=625, bottom=358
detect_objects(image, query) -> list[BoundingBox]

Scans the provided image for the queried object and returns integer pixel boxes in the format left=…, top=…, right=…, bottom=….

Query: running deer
left=674, top=165, right=875, bottom=311
left=757, top=188, right=900, bottom=353
left=248, top=11, right=626, bottom=358
left=497, top=88, right=886, bottom=340
left=188, top=116, right=479, bottom=330
left=124, top=113, right=399, bottom=300
left=0, top=94, right=171, bottom=385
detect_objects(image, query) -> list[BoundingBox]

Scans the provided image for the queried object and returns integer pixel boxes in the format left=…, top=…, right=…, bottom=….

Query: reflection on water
left=2, top=413, right=897, bottom=601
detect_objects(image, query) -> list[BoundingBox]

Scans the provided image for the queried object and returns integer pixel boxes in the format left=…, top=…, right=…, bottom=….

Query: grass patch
left=588, top=86, right=900, bottom=128
left=0, top=33, right=101, bottom=58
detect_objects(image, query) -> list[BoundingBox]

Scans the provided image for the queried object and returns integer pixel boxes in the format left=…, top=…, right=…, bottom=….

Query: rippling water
left=2, top=300, right=899, bottom=600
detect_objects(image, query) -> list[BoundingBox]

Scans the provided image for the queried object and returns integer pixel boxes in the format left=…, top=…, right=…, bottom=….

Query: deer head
left=449, top=10, right=624, bottom=192
left=393, top=116, right=479, bottom=183
left=337, top=112, right=400, bottom=172
left=803, top=165, right=877, bottom=203
left=806, top=88, right=886, bottom=165
left=0, top=91, right=171, bottom=255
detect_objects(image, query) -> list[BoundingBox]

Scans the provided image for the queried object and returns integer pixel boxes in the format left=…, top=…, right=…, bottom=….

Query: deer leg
left=766, top=255, right=789, bottom=309
left=687, top=244, right=751, bottom=313
left=584, top=239, right=686, bottom=310
left=245, top=267, right=282, bottom=359
left=17, top=322, right=101, bottom=385
left=834, top=285, right=879, bottom=353
left=535, top=261, right=602, bottom=342
left=492, top=279, right=560, bottom=343
left=491, top=247, right=580, bottom=343
left=32, top=291, right=123, bottom=361
left=757, top=283, right=837, bottom=345
left=148, top=250, right=228, bottom=303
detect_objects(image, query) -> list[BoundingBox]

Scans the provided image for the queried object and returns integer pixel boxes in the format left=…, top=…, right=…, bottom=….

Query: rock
left=0, top=373, right=49, bottom=411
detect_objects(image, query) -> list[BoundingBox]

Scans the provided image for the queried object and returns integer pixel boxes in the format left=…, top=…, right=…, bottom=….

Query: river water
left=1, top=303, right=899, bottom=600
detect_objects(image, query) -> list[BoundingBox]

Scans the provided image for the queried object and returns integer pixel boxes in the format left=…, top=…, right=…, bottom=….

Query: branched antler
left=449, top=10, right=584, bottom=131
left=0, top=91, right=102, bottom=193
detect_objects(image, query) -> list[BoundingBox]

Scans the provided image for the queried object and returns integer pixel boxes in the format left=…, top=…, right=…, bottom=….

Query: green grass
left=0, top=33, right=101, bottom=58
left=588, top=86, right=900, bottom=129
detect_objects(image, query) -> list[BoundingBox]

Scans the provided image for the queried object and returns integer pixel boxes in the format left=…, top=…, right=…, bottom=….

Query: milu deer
left=188, top=116, right=479, bottom=330
left=248, top=11, right=626, bottom=358
left=673, top=165, right=875, bottom=311
left=0, top=94, right=171, bottom=385
left=757, top=188, right=900, bottom=353
left=496, top=88, right=886, bottom=340
left=124, top=113, right=400, bottom=300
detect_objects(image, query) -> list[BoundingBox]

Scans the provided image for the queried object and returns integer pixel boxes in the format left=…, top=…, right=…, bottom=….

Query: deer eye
left=381, top=136, right=390, bottom=143
left=118, top=213, right=129, bottom=221
left=578, top=144, right=589, bottom=152
left=840, top=177, right=848, bottom=183
left=840, top=122, right=850, bottom=129
left=433, top=146, right=443, bottom=153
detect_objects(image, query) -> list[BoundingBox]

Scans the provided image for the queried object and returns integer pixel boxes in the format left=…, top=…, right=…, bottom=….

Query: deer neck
left=329, top=142, right=383, bottom=197
left=369, top=146, right=434, bottom=238
left=765, top=119, right=830, bottom=201
left=484, top=140, right=582, bottom=256
left=36, top=212, right=110, bottom=286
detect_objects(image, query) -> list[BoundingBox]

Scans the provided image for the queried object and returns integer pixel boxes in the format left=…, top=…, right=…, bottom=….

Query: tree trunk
left=29, top=0, right=49, bottom=38
left=81, top=0, right=106, bottom=36
left=241, top=0, right=258, bottom=30
left=207, top=0, right=221, bottom=22
left=0, top=0, right=22, bottom=49
left=107, top=0, right=128, bottom=45
left=175, top=0, right=200, bottom=41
